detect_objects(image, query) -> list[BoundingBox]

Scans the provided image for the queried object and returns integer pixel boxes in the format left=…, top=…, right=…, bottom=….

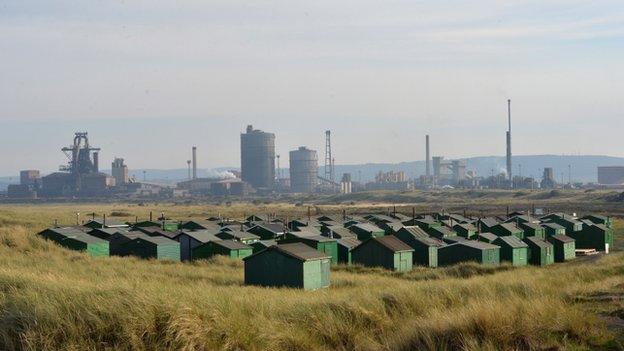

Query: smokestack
left=192, top=146, right=197, bottom=180
left=425, top=135, right=431, bottom=178
left=506, top=99, right=512, bottom=185
left=93, top=152, right=99, bottom=173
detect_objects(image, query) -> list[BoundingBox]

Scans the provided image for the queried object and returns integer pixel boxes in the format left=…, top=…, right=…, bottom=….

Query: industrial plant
left=5, top=100, right=624, bottom=200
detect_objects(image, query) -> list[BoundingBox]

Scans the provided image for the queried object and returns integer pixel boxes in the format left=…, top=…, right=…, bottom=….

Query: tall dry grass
left=0, top=204, right=621, bottom=350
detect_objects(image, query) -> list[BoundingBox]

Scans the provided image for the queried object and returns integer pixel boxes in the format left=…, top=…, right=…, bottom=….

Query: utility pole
left=276, top=155, right=281, bottom=180
left=568, top=164, right=572, bottom=185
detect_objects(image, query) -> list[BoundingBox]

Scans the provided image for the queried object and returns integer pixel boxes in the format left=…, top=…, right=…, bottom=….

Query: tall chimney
left=192, top=146, right=197, bottom=180
left=506, top=99, right=512, bottom=185
left=93, top=152, right=99, bottom=173
left=425, top=135, right=431, bottom=178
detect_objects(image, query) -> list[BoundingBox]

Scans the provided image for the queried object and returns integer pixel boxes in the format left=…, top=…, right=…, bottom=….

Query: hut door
left=605, top=243, right=609, bottom=254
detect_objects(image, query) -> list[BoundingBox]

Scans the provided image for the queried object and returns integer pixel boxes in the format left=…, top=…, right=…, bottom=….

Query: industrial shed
left=438, top=241, right=500, bottom=266
left=244, top=243, right=331, bottom=290
left=118, top=236, right=181, bottom=261
left=542, top=223, right=566, bottom=237
left=281, top=235, right=338, bottom=264
left=394, top=228, right=444, bottom=267
left=493, top=236, right=529, bottom=266
left=193, top=240, right=253, bottom=260
left=175, top=230, right=221, bottom=261
left=215, top=230, right=260, bottom=244
left=523, top=237, right=554, bottom=266
left=569, top=224, right=614, bottom=252
left=348, top=223, right=386, bottom=241
left=517, top=222, right=546, bottom=239
left=490, top=223, right=524, bottom=239
left=453, top=223, right=477, bottom=239
left=336, top=237, right=361, bottom=264
left=351, top=236, right=414, bottom=272
left=546, top=235, right=576, bottom=262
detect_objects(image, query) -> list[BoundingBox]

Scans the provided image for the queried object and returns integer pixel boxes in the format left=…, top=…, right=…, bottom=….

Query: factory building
left=597, top=166, right=624, bottom=185
left=241, top=125, right=275, bottom=190
left=289, top=147, right=318, bottom=193
left=541, top=167, right=556, bottom=189
left=112, top=158, right=129, bottom=185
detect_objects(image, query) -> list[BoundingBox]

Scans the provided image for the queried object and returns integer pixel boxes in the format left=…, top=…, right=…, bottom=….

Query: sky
left=1, top=0, right=623, bottom=175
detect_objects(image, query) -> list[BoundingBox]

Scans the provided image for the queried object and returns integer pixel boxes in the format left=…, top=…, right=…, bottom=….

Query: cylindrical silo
left=241, top=125, right=276, bottom=189
left=289, top=147, right=318, bottom=193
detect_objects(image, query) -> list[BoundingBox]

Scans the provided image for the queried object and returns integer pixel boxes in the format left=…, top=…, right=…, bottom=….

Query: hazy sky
left=1, top=0, right=623, bottom=175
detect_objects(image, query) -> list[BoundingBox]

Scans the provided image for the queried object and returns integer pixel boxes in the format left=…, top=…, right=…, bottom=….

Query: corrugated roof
left=179, top=230, right=221, bottom=243
left=136, top=236, right=179, bottom=245
left=273, top=243, right=330, bottom=261
left=549, top=234, right=575, bottom=243
left=370, top=236, right=414, bottom=252
left=478, top=232, right=499, bottom=241
left=542, top=222, right=566, bottom=230
left=494, top=223, right=522, bottom=233
left=337, top=237, right=361, bottom=249
left=523, top=236, right=552, bottom=248
left=413, top=236, right=446, bottom=247
left=457, top=241, right=499, bottom=250
left=494, top=235, right=528, bottom=248
left=397, top=226, right=429, bottom=238
left=352, top=223, right=384, bottom=233
left=214, top=240, right=251, bottom=250
left=217, top=230, right=259, bottom=240
left=61, top=232, right=108, bottom=245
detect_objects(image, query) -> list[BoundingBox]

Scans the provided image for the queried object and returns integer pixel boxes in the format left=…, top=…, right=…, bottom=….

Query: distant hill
left=2, top=155, right=622, bottom=191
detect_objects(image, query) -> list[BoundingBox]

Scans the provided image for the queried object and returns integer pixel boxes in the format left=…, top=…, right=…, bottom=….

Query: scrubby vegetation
left=0, top=204, right=622, bottom=350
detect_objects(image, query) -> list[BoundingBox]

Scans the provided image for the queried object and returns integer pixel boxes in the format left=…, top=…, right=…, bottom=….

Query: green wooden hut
left=394, top=227, right=445, bottom=267
left=407, top=217, right=441, bottom=231
left=58, top=233, right=110, bottom=257
left=523, top=237, right=554, bottom=266
left=193, top=240, right=253, bottom=260
left=490, top=223, right=524, bottom=239
left=132, top=220, right=163, bottom=229
left=336, top=237, right=361, bottom=264
left=517, top=222, right=545, bottom=239
left=38, top=227, right=88, bottom=242
left=569, top=224, right=614, bottom=252
left=179, top=220, right=221, bottom=231
left=119, top=236, right=180, bottom=261
left=477, top=217, right=500, bottom=233
left=493, top=236, right=529, bottom=266
left=453, top=223, right=477, bottom=239
left=438, top=241, right=500, bottom=266
left=244, top=243, right=331, bottom=290
left=83, top=219, right=129, bottom=230
left=250, top=239, right=277, bottom=253
left=426, top=226, right=457, bottom=240
left=546, top=235, right=576, bottom=262
left=547, top=217, right=583, bottom=235
left=280, top=235, right=338, bottom=264
left=580, top=215, right=612, bottom=228
left=348, top=223, right=386, bottom=241
left=215, top=230, right=260, bottom=244
left=477, top=232, right=499, bottom=243
left=175, top=230, right=221, bottom=261
left=321, top=225, right=357, bottom=239
left=88, top=228, right=128, bottom=240
left=351, top=236, right=414, bottom=272
left=542, top=223, right=566, bottom=237
left=247, top=223, right=286, bottom=240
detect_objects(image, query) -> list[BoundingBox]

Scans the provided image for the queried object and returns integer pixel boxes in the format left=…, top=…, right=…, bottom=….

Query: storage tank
left=289, top=147, right=318, bottom=193
left=241, top=125, right=275, bottom=189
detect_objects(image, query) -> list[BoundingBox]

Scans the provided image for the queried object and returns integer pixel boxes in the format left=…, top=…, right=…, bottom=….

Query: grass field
left=0, top=203, right=623, bottom=350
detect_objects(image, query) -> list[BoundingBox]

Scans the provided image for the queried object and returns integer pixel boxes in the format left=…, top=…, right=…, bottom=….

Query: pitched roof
left=549, top=234, right=575, bottom=243
left=213, top=240, right=252, bottom=250
left=542, top=222, right=566, bottom=230
left=337, top=237, right=361, bottom=249
left=456, top=240, right=499, bottom=250
left=368, top=236, right=414, bottom=252
left=62, top=232, right=108, bottom=245
left=493, top=223, right=523, bottom=233
left=136, top=236, right=179, bottom=245
left=245, top=243, right=330, bottom=261
left=351, top=223, right=385, bottom=233
left=494, top=235, right=529, bottom=248
left=216, top=230, right=260, bottom=241
left=178, top=230, right=221, bottom=243
left=523, top=236, right=553, bottom=248
left=397, top=226, right=429, bottom=238
left=413, top=236, right=446, bottom=247
left=478, top=232, right=499, bottom=241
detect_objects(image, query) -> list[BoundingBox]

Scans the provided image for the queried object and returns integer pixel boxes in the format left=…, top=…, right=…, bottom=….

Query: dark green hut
left=38, top=227, right=88, bottom=242
left=247, top=223, right=286, bottom=240
left=477, top=232, right=499, bottom=244
left=477, top=217, right=500, bottom=233
left=60, top=233, right=109, bottom=257
left=348, top=223, right=386, bottom=241
left=407, top=217, right=441, bottom=231
left=394, top=227, right=445, bottom=267
left=523, top=237, right=554, bottom=266
left=106, top=232, right=147, bottom=256
left=490, top=223, right=524, bottom=239
left=493, top=236, right=529, bottom=266
left=580, top=215, right=612, bottom=228
left=336, top=237, right=361, bottom=265
left=542, top=223, right=566, bottom=237
left=193, top=240, right=253, bottom=260
left=426, top=226, right=457, bottom=240
left=321, top=225, right=357, bottom=239
left=569, top=224, right=614, bottom=252
left=547, top=217, right=583, bottom=235
left=280, top=235, right=338, bottom=264
left=437, top=241, right=500, bottom=266
left=453, top=223, right=477, bottom=239
left=351, top=236, right=414, bottom=272
left=244, top=243, right=331, bottom=290
left=175, top=230, right=221, bottom=261
left=517, top=222, right=546, bottom=239
left=546, top=235, right=576, bottom=262
left=215, top=230, right=260, bottom=244
left=250, top=239, right=277, bottom=253
left=118, top=236, right=180, bottom=261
